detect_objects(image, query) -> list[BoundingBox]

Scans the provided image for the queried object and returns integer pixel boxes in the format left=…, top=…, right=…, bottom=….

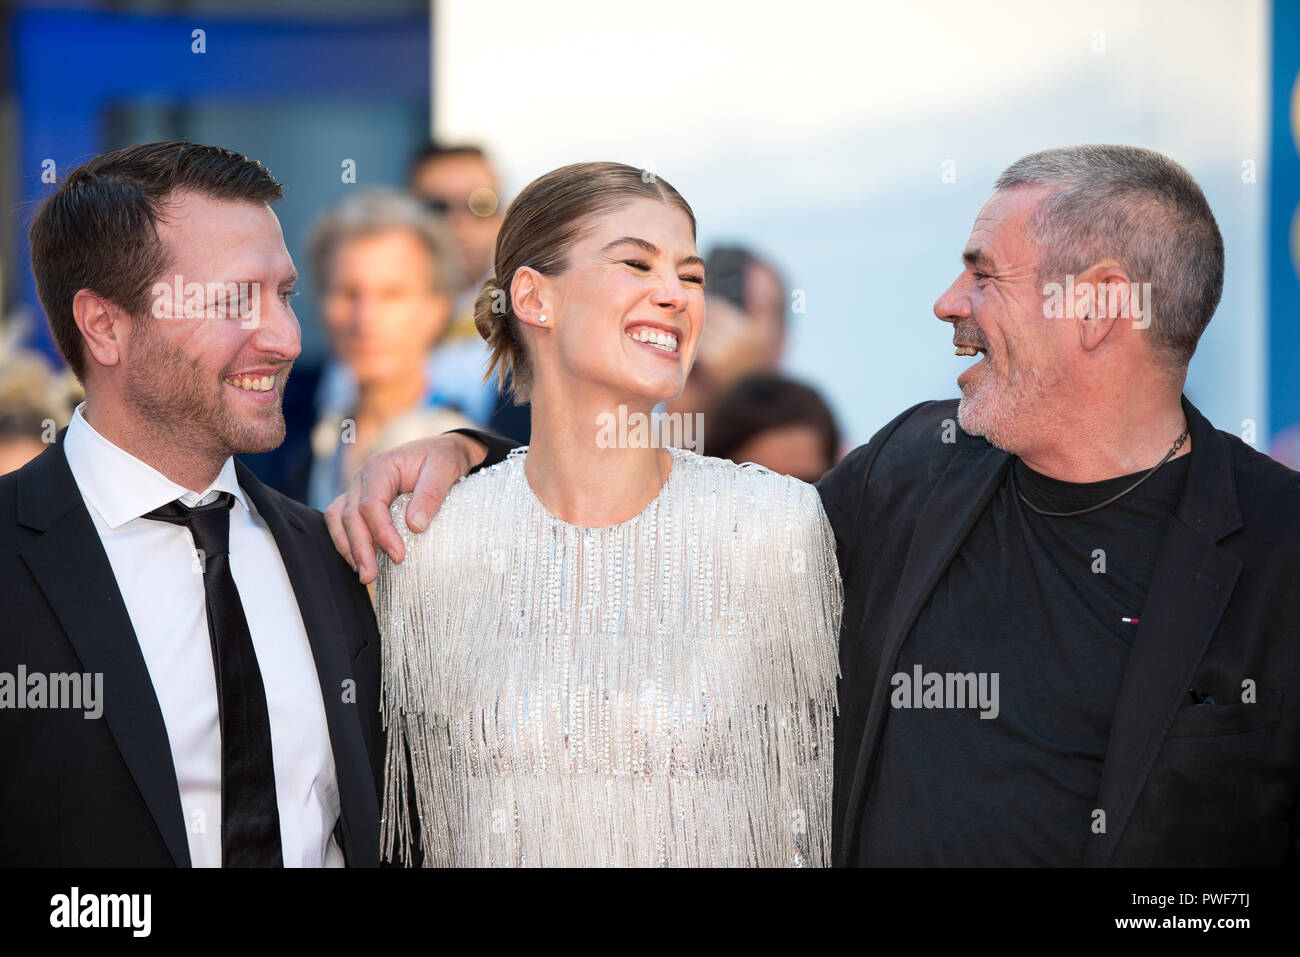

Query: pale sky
left=434, top=0, right=1269, bottom=445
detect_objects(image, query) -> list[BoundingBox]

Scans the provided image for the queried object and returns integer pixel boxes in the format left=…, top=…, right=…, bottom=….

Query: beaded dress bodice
left=376, top=447, right=842, bottom=866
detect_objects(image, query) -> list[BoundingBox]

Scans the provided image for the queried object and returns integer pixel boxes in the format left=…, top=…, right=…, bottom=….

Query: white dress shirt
left=62, top=403, right=345, bottom=867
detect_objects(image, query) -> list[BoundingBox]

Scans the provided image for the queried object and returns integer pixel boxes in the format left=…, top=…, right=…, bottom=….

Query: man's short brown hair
left=28, top=141, right=284, bottom=380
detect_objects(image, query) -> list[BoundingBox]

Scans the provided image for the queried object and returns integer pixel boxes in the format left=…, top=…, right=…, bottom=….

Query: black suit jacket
left=820, top=395, right=1300, bottom=866
left=0, top=432, right=383, bottom=866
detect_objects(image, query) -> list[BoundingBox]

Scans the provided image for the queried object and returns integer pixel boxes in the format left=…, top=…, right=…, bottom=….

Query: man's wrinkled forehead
left=965, top=186, right=1051, bottom=263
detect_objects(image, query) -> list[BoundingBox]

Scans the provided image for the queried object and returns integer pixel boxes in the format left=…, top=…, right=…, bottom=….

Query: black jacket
left=0, top=433, right=383, bottom=866
left=820, top=395, right=1300, bottom=866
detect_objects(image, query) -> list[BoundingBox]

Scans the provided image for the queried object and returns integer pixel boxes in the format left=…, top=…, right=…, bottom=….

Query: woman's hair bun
left=473, top=276, right=505, bottom=344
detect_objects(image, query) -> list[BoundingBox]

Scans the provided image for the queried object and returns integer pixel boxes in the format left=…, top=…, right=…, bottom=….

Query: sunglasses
left=423, top=187, right=500, bottom=219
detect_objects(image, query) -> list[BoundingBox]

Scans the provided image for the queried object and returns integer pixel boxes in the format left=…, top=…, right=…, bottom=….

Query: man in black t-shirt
left=822, top=145, right=1299, bottom=866
left=861, top=452, right=1192, bottom=865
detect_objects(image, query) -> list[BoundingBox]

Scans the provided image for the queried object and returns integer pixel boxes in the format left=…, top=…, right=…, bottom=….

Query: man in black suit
left=0, top=142, right=382, bottom=866
left=325, top=144, right=1299, bottom=867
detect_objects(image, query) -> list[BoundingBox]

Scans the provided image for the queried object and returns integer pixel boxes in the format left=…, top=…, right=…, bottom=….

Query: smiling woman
left=374, top=160, right=844, bottom=868
left=472, top=162, right=700, bottom=406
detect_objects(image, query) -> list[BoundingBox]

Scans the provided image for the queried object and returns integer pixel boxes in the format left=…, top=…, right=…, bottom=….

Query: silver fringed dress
left=375, top=446, right=842, bottom=867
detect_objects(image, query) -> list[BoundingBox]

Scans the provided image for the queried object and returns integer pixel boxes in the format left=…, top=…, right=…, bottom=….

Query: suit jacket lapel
left=235, top=462, right=379, bottom=867
left=1084, top=396, right=1243, bottom=865
left=16, top=437, right=192, bottom=867
left=839, top=434, right=1011, bottom=864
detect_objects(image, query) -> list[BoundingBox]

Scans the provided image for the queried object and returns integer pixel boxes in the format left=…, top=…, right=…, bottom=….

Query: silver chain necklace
left=1013, top=428, right=1190, bottom=518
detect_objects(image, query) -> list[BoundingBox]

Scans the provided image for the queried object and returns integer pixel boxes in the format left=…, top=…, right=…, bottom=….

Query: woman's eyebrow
left=601, top=236, right=705, bottom=268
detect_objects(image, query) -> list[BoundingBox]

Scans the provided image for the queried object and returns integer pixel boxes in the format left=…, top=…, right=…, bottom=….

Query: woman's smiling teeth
left=228, top=374, right=275, bottom=392
left=628, top=327, right=678, bottom=353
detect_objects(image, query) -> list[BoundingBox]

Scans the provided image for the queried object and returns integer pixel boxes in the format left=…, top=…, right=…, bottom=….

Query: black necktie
left=143, top=492, right=284, bottom=867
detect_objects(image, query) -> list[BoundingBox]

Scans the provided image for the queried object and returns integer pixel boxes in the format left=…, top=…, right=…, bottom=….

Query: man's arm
left=446, top=427, right=520, bottom=475
left=323, top=429, right=520, bottom=584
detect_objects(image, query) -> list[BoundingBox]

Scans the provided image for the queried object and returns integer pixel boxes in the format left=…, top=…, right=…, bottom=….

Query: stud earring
left=537, top=314, right=548, bottom=323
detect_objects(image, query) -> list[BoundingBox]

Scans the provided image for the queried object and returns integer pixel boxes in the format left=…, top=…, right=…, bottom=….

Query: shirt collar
left=63, top=402, right=249, bottom=529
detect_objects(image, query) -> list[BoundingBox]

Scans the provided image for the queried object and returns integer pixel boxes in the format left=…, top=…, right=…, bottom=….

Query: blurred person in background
left=408, top=141, right=530, bottom=443
left=668, top=245, right=789, bottom=418
left=408, top=142, right=503, bottom=341
left=706, top=245, right=788, bottom=367
left=0, top=320, right=81, bottom=474
left=300, top=189, right=474, bottom=511
left=703, top=372, right=840, bottom=483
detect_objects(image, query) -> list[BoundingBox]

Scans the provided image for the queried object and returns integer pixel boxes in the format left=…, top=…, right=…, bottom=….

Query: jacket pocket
left=1166, top=691, right=1283, bottom=737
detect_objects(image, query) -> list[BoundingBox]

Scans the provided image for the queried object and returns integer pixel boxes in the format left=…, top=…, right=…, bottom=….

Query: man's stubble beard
left=956, top=359, right=1051, bottom=454
left=124, top=327, right=288, bottom=458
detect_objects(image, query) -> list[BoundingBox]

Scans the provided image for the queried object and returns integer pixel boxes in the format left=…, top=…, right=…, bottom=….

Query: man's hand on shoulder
left=324, top=432, right=487, bottom=585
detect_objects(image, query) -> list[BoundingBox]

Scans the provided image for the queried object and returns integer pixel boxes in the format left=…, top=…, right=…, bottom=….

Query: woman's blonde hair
left=474, top=162, right=696, bottom=404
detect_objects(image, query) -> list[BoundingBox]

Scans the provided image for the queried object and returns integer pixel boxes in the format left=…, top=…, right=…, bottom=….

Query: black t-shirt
left=859, top=451, right=1192, bottom=866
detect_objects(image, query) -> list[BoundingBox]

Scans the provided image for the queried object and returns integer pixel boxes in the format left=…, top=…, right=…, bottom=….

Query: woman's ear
left=511, top=267, right=550, bottom=328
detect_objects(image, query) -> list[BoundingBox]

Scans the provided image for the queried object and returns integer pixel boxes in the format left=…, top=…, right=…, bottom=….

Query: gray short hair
left=308, top=188, right=460, bottom=295
left=994, top=145, right=1224, bottom=371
